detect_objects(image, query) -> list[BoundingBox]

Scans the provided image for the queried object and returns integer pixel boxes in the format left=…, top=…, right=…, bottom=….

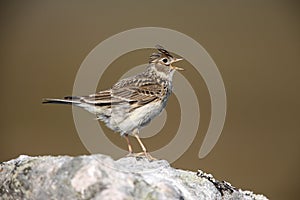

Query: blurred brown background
left=1, top=1, right=299, bottom=199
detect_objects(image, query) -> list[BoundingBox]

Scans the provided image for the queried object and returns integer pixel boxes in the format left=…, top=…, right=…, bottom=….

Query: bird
left=43, top=45, right=184, bottom=160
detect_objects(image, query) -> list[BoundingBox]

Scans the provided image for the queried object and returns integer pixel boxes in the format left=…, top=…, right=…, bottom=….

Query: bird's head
left=149, top=45, right=184, bottom=75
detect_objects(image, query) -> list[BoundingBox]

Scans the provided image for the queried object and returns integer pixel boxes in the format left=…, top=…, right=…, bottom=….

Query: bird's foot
left=133, top=152, right=157, bottom=161
left=126, top=152, right=135, bottom=157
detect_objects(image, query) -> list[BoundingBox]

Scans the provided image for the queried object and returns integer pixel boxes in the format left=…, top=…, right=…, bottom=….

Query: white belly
left=109, top=101, right=165, bottom=135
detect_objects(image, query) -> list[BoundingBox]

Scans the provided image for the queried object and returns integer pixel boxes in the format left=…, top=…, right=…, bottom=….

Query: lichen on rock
left=0, top=154, right=268, bottom=200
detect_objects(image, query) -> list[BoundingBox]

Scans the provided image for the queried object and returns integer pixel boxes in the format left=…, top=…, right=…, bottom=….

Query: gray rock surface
left=0, top=154, right=268, bottom=200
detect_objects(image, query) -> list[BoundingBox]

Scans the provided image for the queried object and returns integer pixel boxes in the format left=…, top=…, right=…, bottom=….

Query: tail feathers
left=63, top=96, right=81, bottom=100
left=42, top=97, right=81, bottom=105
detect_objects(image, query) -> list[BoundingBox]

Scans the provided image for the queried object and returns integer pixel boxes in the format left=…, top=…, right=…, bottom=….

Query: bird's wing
left=81, top=82, right=165, bottom=109
left=113, top=83, right=165, bottom=106
left=80, top=90, right=114, bottom=105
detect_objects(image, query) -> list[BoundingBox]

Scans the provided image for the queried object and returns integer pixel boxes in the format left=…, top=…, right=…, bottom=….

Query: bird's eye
left=162, top=58, right=168, bottom=63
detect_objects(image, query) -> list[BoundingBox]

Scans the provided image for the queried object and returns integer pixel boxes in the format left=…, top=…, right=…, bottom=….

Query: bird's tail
left=42, top=96, right=81, bottom=105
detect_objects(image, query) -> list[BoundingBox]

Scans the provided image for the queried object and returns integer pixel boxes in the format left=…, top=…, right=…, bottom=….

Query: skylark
left=43, top=45, right=184, bottom=160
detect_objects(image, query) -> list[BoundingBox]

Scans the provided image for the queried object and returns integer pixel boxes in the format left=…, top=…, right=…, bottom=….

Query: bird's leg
left=124, top=134, right=133, bottom=156
left=133, top=132, right=147, bottom=153
left=132, top=130, right=157, bottom=161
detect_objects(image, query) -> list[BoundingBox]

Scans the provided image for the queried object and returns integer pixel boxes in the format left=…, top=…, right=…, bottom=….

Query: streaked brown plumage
left=43, top=45, right=183, bottom=160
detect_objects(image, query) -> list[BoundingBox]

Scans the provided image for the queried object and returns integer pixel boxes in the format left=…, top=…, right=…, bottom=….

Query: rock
left=0, top=154, right=268, bottom=200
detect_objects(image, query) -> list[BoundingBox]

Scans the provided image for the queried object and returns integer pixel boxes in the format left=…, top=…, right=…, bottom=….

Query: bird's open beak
left=171, top=58, right=184, bottom=71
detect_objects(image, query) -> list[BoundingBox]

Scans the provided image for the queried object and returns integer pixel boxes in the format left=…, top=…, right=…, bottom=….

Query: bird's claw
left=130, top=152, right=157, bottom=161
left=126, top=152, right=135, bottom=157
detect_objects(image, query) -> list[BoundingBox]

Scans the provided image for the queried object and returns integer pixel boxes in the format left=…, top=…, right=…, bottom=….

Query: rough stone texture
left=0, top=154, right=268, bottom=200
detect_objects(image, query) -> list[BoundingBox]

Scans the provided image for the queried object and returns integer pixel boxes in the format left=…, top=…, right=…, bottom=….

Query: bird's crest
left=149, top=45, right=173, bottom=63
